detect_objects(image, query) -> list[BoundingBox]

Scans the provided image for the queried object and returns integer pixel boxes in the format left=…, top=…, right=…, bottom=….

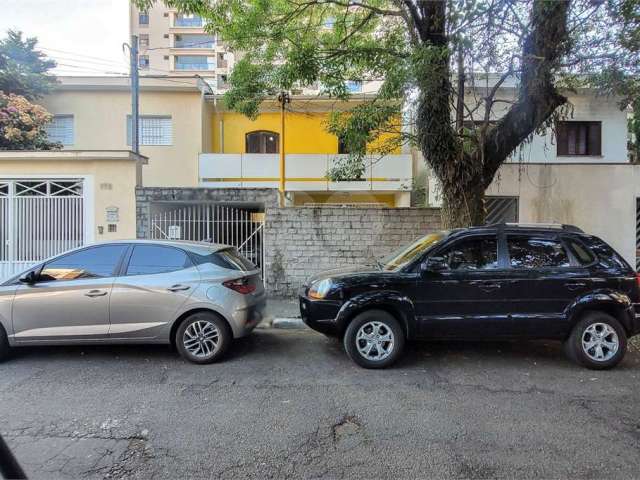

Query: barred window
left=127, top=115, right=172, bottom=146
left=45, top=115, right=74, bottom=145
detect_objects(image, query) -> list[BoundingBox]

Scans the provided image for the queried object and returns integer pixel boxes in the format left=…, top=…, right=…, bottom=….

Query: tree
left=0, top=30, right=57, bottom=100
left=139, top=0, right=640, bottom=227
left=0, top=92, right=61, bottom=150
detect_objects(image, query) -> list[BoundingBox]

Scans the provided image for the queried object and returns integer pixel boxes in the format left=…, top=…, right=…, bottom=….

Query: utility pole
left=127, top=35, right=140, bottom=154
left=277, top=91, right=291, bottom=198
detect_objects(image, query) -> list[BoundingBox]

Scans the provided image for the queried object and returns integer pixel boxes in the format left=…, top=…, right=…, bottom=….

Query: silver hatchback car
left=0, top=240, right=266, bottom=364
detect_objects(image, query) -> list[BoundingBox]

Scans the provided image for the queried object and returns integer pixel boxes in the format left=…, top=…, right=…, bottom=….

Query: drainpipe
left=277, top=92, right=291, bottom=203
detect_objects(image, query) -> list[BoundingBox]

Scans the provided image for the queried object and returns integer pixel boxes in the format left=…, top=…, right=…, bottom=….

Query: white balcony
left=198, top=153, right=413, bottom=191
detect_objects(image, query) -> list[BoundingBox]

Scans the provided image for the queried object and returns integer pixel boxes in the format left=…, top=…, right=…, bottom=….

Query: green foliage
left=0, top=30, right=57, bottom=100
left=0, top=92, right=61, bottom=150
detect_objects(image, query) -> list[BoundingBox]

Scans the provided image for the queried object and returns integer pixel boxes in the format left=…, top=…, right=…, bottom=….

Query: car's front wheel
left=0, top=325, right=10, bottom=362
left=564, top=311, right=627, bottom=370
left=175, top=312, right=232, bottom=364
left=343, top=310, right=405, bottom=369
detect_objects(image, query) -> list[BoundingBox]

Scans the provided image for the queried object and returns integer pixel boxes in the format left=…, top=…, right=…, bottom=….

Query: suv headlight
left=308, top=278, right=333, bottom=299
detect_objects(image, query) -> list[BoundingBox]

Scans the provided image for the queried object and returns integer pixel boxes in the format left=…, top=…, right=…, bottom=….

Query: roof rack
left=488, top=222, right=584, bottom=233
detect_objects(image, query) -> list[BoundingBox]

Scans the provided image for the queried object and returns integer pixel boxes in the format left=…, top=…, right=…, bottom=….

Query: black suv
left=299, top=224, right=640, bottom=369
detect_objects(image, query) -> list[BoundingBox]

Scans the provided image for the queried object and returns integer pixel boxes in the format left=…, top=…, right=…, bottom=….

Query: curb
left=272, top=317, right=306, bottom=329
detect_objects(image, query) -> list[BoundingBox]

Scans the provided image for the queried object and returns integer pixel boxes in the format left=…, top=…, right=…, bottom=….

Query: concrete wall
left=0, top=153, right=140, bottom=241
left=40, top=87, right=204, bottom=188
left=264, top=207, right=441, bottom=296
left=487, top=163, right=640, bottom=267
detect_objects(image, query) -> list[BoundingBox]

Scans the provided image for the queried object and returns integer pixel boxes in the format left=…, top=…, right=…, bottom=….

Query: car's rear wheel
left=175, top=312, right=232, bottom=364
left=343, top=309, right=405, bottom=369
left=0, top=325, right=10, bottom=362
left=564, top=311, right=627, bottom=370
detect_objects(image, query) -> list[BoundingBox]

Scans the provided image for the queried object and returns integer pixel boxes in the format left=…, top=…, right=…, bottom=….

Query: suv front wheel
left=565, top=311, right=627, bottom=370
left=343, top=310, right=405, bottom=369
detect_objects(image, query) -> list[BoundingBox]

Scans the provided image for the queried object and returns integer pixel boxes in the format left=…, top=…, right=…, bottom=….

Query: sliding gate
left=150, top=203, right=265, bottom=276
left=0, top=179, right=85, bottom=281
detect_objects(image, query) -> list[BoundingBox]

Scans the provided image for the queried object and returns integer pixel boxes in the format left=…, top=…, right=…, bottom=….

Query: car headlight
left=308, top=278, right=333, bottom=299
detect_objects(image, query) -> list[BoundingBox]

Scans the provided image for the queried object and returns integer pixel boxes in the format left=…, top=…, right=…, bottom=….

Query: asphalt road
left=1, top=329, right=640, bottom=479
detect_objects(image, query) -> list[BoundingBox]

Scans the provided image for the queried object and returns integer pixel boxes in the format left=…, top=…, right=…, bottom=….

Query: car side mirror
left=19, top=271, right=38, bottom=284
left=421, top=256, right=448, bottom=273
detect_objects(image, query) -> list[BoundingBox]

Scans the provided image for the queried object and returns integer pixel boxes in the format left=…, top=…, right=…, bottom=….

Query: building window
left=174, top=13, right=203, bottom=27
left=138, top=55, right=149, bottom=69
left=139, top=12, right=149, bottom=26
left=174, top=55, right=216, bottom=70
left=556, top=121, right=602, bottom=156
left=139, top=34, right=149, bottom=49
left=246, top=131, right=279, bottom=153
left=174, top=34, right=215, bottom=49
left=127, top=115, right=172, bottom=146
left=345, top=80, right=362, bottom=93
left=337, top=136, right=350, bottom=154
left=45, top=115, right=74, bottom=146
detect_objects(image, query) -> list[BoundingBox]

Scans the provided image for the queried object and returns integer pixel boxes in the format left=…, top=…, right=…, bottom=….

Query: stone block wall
left=264, top=206, right=441, bottom=297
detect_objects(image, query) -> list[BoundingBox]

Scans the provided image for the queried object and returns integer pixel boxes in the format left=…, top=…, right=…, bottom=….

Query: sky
left=0, top=0, right=130, bottom=76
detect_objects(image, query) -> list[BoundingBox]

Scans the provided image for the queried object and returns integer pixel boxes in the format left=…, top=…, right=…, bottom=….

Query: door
left=414, top=234, right=514, bottom=338
left=503, top=233, right=590, bottom=338
left=109, top=244, right=200, bottom=340
left=11, top=244, right=128, bottom=343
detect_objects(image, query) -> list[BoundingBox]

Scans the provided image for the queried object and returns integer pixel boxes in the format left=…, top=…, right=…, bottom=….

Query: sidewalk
left=259, top=297, right=305, bottom=329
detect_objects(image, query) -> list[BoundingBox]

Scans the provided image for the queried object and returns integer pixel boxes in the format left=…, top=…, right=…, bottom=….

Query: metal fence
left=150, top=203, right=265, bottom=276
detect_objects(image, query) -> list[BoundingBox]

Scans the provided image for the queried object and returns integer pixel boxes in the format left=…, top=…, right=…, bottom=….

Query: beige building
left=129, top=2, right=231, bottom=90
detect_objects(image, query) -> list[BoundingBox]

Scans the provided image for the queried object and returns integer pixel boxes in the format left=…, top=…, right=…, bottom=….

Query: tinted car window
left=565, top=238, right=596, bottom=266
left=587, top=237, right=630, bottom=271
left=439, top=236, right=498, bottom=271
left=40, top=245, right=128, bottom=281
left=192, top=248, right=255, bottom=271
left=507, top=235, right=570, bottom=269
left=126, top=245, right=191, bottom=275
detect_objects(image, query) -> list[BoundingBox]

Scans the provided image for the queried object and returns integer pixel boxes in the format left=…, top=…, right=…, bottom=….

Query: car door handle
left=565, top=282, right=587, bottom=291
left=85, top=289, right=108, bottom=298
left=167, top=284, right=190, bottom=292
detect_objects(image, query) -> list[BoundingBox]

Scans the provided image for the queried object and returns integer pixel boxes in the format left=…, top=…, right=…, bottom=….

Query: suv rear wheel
left=564, top=311, right=627, bottom=370
left=343, top=310, right=405, bottom=369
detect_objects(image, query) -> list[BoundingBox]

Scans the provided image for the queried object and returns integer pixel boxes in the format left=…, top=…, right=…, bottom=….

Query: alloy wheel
left=355, top=321, right=395, bottom=361
left=183, top=320, right=221, bottom=359
left=581, top=322, right=619, bottom=362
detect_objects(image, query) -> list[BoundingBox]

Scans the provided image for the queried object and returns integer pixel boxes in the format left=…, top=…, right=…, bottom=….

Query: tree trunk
left=439, top=176, right=486, bottom=229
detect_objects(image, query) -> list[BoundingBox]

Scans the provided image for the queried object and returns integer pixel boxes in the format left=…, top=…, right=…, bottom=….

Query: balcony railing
left=175, top=62, right=216, bottom=70
left=198, top=153, right=412, bottom=191
left=174, top=16, right=204, bottom=27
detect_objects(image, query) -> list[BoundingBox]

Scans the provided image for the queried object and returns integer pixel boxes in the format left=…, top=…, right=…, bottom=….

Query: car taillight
left=223, top=277, right=256, bottom=294
left=636, top=273, right=640, bottom=290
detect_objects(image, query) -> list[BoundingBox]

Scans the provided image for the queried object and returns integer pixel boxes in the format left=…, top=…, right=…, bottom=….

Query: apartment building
left=129, top=2, right=231, bottom=90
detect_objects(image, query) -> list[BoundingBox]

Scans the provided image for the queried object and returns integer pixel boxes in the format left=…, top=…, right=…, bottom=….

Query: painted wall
left=40, top=89, right=204, bottom=187
left=212, top=111, right=401, bottom=155
left=487, top=163, right=640, bottom=267
left=0, top=159, right=138, bottom=241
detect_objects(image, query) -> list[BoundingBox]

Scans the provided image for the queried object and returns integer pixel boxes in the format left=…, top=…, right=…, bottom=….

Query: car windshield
left=380, top=231, right=450, bottom=271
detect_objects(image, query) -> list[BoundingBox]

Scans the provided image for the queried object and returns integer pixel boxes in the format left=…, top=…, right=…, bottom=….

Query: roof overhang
left=53, top=76, right=200, bottom=93
left=0, top=150, right=149, bottom=164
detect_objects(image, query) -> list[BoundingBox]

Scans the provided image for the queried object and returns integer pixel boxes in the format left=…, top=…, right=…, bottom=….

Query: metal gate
left=0, top=179, right=85, bottom=281
left=150, top=204, right=265, bottom=276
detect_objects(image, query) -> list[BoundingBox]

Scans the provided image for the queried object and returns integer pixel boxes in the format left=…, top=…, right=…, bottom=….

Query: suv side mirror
left=19, top=271, right=38, bottom=284
left=421, top=256, right=448, bottom=273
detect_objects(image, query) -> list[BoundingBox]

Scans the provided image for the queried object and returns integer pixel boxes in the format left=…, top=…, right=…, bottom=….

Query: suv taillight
left=223, top=277, right=256, bottom=294
left=636, top=273, right=640, bottom=290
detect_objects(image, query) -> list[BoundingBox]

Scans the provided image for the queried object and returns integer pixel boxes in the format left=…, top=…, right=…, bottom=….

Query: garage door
left=0, top=179, right=85, bottom=281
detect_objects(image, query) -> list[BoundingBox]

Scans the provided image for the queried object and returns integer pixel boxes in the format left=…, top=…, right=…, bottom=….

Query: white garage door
left=0, top=179, right=86, bottom=281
